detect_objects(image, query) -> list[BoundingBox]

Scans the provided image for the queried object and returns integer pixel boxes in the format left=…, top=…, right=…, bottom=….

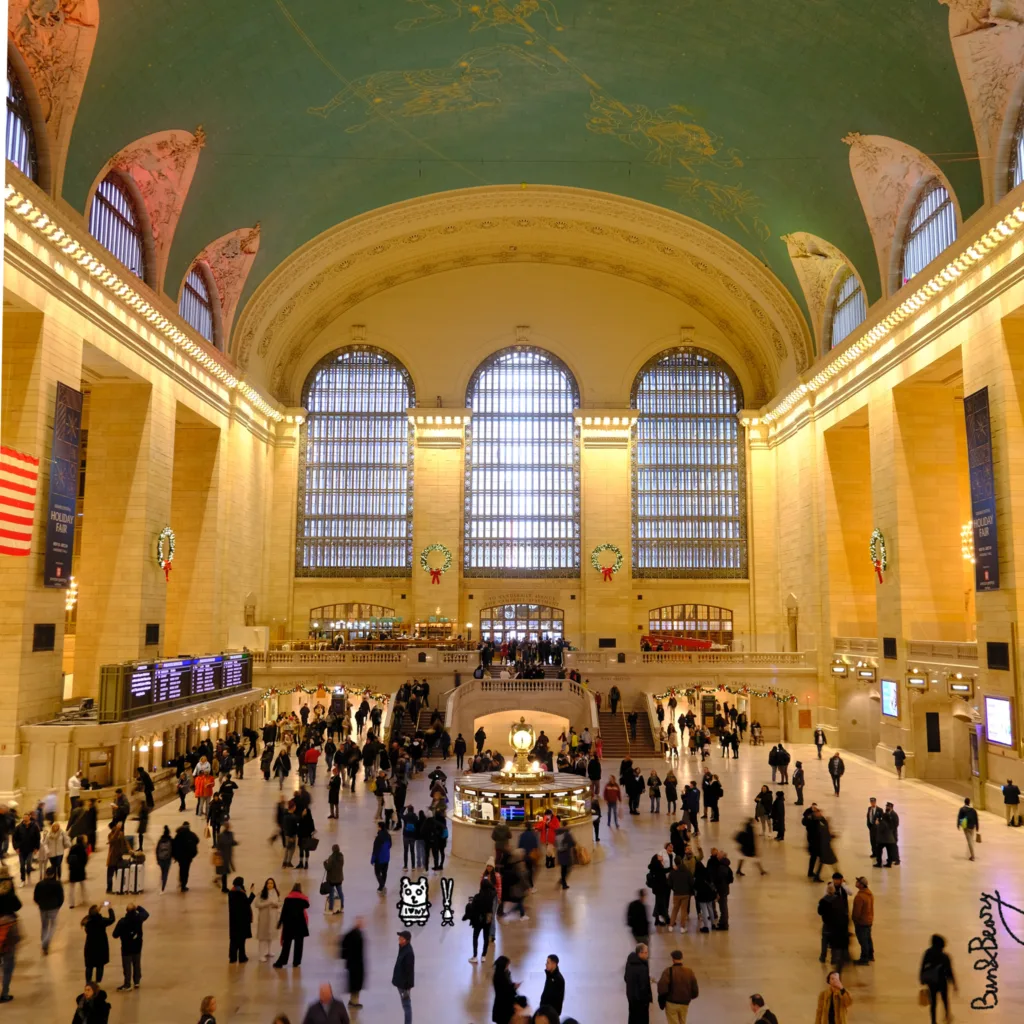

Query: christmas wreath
left=420, top=543, right=453, bottom=584
left=869, top=528, right=887, bottom=584
left=591, top=543, right=623, bottom=582
left=157, top=526, right=176, bottom=581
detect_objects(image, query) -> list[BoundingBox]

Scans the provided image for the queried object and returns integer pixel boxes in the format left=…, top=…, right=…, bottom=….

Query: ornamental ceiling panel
left=59, top=0, right=982, bottom=331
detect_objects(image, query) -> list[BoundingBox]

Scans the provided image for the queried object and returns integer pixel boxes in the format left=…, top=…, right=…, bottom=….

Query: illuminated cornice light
left=761, top=202, right=1024, bottom=427
left=961, top=522, right=975, bottom=564
left=4, top=185, right=283, bottom=423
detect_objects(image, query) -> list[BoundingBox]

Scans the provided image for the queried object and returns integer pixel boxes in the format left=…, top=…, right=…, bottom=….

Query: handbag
left=918, top=987, right=930, bottom=1007
left=319, top=873, right=331, bottom=896
left=302, top=836, right=320, bottom=852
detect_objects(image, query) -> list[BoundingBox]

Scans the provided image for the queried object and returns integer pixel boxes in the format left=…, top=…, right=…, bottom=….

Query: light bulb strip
left=4, top=185, right=284, bottom=423
left=760, top=202, right=1024, bottom=428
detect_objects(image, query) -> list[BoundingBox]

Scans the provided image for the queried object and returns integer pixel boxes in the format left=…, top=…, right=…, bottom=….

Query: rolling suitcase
left=114, top=859, right=145, bottom=894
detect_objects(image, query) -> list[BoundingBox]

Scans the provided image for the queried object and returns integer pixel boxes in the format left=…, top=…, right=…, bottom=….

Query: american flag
left=0, top=446, right=40, bottom=557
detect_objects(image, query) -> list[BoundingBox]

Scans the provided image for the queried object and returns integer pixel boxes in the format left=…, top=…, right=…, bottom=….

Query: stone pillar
left=578, top=412, right=636, bottom=649
left=0, top=310, right=84, bottom=797
left=264, top=411, right=304, bottom=642
left=165, top=418, right=222, bottom=657
left=74, top=380, right=175, bottom=697
left=410, top=412, right=469, bottom=635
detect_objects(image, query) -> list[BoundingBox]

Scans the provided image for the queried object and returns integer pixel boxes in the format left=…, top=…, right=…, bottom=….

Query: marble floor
left=4, top=741, right=1023, bottom=1024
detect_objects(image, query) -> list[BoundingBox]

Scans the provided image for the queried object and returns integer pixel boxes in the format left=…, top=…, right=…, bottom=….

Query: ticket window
left=79, top=747, right=113, bottom=788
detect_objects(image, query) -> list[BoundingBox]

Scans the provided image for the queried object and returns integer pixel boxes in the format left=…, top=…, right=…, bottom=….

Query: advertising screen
left=881, top=679, right=899, bottom=718
left=985, top=696, right=1014, bottom=746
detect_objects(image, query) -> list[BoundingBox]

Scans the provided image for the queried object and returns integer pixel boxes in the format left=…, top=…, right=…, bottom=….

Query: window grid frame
left=463, top=346, right=581, bottom=578
left=6, top=60, right=37, bottom=181
left=828, top=269, right=867, bottom=350
left=295, top=346, right=415, bottom=578
left=648, top=603, right=734, bottom=649
left=479, top=603, right=566, bottom=643
left=179, top=262, right=216, bottom=345
left=631, top=347, right=748, bottom=579
left=88, top=172, right=148, bottom=282
left=899, top=179, right=957, bottom=287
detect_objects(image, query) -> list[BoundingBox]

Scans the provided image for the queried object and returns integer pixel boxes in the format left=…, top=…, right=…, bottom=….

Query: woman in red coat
left=537, top=810, right=560, bottom=869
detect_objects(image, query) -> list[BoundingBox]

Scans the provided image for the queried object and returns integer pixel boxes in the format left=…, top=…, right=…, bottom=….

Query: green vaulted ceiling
left=63, top=0, right=982, bottom=324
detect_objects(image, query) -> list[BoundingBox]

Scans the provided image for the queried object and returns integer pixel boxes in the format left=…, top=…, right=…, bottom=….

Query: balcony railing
left=833, top=637, right=879, bottom=656
left=906, top=640, right=978, bottom=663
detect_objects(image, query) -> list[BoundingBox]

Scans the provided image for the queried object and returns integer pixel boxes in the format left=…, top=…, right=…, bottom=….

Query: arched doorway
left=647, top=604, right=733, bottom=649
left=479, top=604, right=565, bottom=644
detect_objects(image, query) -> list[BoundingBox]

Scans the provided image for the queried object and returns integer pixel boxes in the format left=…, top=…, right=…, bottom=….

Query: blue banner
left=43, top=382, right=83, bottom=587
left=964, top=387, right=999, bottom=592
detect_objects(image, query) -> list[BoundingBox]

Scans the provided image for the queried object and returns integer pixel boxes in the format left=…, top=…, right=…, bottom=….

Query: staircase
left=394, top=704, right=445, bottom=742
left=597, top=706, right=658, bottom=761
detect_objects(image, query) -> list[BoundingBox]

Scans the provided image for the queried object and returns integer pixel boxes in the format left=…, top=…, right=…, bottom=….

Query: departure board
left=154, top=659, right=190, bottom=704
left=222, top=653, right=247, bottom=690
left=191, top=655, right=222, bottom=696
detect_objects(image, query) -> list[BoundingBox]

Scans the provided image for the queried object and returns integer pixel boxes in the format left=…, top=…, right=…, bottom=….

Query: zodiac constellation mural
left=397, top=0, right=565, bottom=34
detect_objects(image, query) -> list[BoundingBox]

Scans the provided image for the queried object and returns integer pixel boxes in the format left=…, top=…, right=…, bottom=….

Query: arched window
left=648, top=603, right=733, bottom=648
left=297, top=347, right=414, bottom=575
left=899, top=179, right=956, bottom=287
left=1009, top=104, right=1024, bottom=192
left=179, top=262, right=217, bottom=345
left=6, top=60, right=38, bottom=181
left=827, top=270, right=866, bottom=349
left=632, top=348, right=746, bottom=576
left=464, top=347, right=580, bottom=575
left=479, top=603, right=565, bottom=643
left=88, top=172, right=148, bottom=282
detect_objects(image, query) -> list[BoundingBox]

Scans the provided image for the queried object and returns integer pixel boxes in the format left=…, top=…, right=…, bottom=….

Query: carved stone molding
left=89, top=128, right=205, bottom=292
left=191, top=224, right=261, bottom=344
left=232, top=186, right=811, bottom=396
left=843, top=133, right=961, bottom=298
left=782, top=232, right=863, bottom=354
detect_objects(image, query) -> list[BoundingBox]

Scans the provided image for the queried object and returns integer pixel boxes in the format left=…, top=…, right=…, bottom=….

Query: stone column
left=578, top=412, right=636, bottom=649
left=0, top=310, right=84, bottom=797
left=74, top=379, right=175, bottom=698
left=263, top=411, right=304, bottom=642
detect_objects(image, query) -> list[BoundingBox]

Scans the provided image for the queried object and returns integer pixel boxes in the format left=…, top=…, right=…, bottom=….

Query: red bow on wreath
left=873, top=559, right=884, bottom=584
left=601, top=566, right=614, bottom=582
left=429, top=568, right=442, bottom=585
left=163, top=562, right=172, bottom=583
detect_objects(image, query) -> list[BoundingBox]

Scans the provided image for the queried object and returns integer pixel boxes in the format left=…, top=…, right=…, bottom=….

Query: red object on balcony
left=641, top=635, right=713, bottom=651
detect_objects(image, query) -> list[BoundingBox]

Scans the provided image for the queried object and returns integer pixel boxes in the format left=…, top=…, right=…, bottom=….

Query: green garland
left=590, top=543, right=623, bottom=575
left=654, top=684, right=798, bottom=705
left=156, top=526, right=175, bottom=571
left=420, top=543, right=453, bottom=575
left=869, top=528, right=887, bottom=571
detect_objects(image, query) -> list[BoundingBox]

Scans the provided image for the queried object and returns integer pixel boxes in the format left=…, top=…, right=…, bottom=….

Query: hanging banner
left=43, top=382, right=83, bottom=587
left=964, top=386, right=999, bottom=592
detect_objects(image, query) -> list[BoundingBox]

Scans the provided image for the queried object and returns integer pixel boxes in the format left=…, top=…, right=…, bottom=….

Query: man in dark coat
left=624, top=944, right=653, bottom=1024
left=706, top=849, right=733, bottom=930
left=111, top=903, right=149, bottom=991
left=171, top=821, right=199, bottom=892
left=539, top=954, right=565, bottom=1015
left=627, top=889, right=651, bottom=945
left=340, top=918, right=365, bottom=1009
left=302, top=982, right=350, bottom=1024
left=827, top=753, right=845, bottom=795
left=392, top=931, right=415, bottom=1024
left=228, top=876, right=255, bottom=963
left=817, top=875, right=851, bottom=968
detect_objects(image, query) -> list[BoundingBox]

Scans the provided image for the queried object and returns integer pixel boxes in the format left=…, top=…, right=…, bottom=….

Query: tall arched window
left=297, top=347, right=414, bottom=575
left=632, top=348, right=746, bottom=576
left=899, top=179, right=956, bottom=287
left=1009, top=104, right=1024, bottom=192
left=6, top=60, right=37, bottom=181
left=827, top=269, right=866, bottom=349
left=464, top=347, right=580, bottom=575
left=179, top=262, right=218, bottom=345
left=88, top=172, right=148, bottom=282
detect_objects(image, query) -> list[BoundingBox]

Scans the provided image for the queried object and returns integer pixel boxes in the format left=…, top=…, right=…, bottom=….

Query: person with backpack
left=171, top=822, right=199, bottom=893
left=465, top=879, right=495, bottom=963
left=153, top=827, right=173, bottom=893
left=370, top=822, right=392, bottom=893
left=111, top=903, right=148, bottom=991
left=554, top=824, right=576, bottom=890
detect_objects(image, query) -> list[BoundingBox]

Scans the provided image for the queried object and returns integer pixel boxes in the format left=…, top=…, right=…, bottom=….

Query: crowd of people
left=0, top=686, right=990, bottom=1024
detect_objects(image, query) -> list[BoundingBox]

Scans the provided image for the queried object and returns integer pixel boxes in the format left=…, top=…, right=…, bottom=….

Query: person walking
left=852, top=876, right=874, bottom=965
left=273, top=882, right=310, bottom=968
left=603, top=776, right=622, bottom=829
left=1002, top=778, right=1021, bottom=826
left=371, top=822, right=392, bottom=892
left=627, top=888, right=651, bottom=946
left=554, top=822, right=576, bottom=890
left=392, top=930, right=415, bottom=1024
left=72, top=980, right=110, bottom=1023
left=492, top=955, right=520, bottom=1024
left=68, top=835, right=89, bottom=908
left=81, top=903, right=115, bottom=983
left=328, top=769, right=342, bottom=820
left=813, top=727, right=826, bottom=759
left=111, top=902, right=148, bottom=992
left=656, top=949, right=699, bottom=1024
left=324, top=844, right=345, bottom=914
left=956, top=798, right=979, bottom=860
left=624, top=943, right=653, bottom=1024
left=748, top=994, right=778, bottom=1024
left=172, top=822, right=199, bottom=892
left=40, top=821, right=70, bottom=877
left=301, top=982, right=350, bottom=1024
left=154, top=826, right=173, bottom=894
left=792, top=761, right=805, bottom=805
left=827, top=753, right=845, bottom=796
left=754, top=786, right=772, bottom=837
left=0, top=865, right=19, bottom=1003
left=32, top=866, right=64, bottom=954
left=920, top=934, right=957, bottom=1024
left=340, top=918, right=365, bottom=1009
left=255, top=878, right=281, bottom=962
left=735, top=819, right=766, bottom=877
left=228, top=876, right=255, bottom=963
left=12, top=812, right=40, bottom=885
left=197, top=995, right=217, bottom=1024
left=215, top=822, right=237, bottom=893
left=814, top=972, right=851, bottom=1024
left=893, top=745, right=907, bottom=779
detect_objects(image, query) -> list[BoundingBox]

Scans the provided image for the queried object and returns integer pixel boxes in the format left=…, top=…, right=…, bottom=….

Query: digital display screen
left=985, top=696, right=1014, bottom=746
left=128, top=664, right=154, bottom=707
left=881, top=679, right=899, bottom=718
left=222, top=653, right=248, bottom=690
left=191, top=656, right=222, bottom=696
